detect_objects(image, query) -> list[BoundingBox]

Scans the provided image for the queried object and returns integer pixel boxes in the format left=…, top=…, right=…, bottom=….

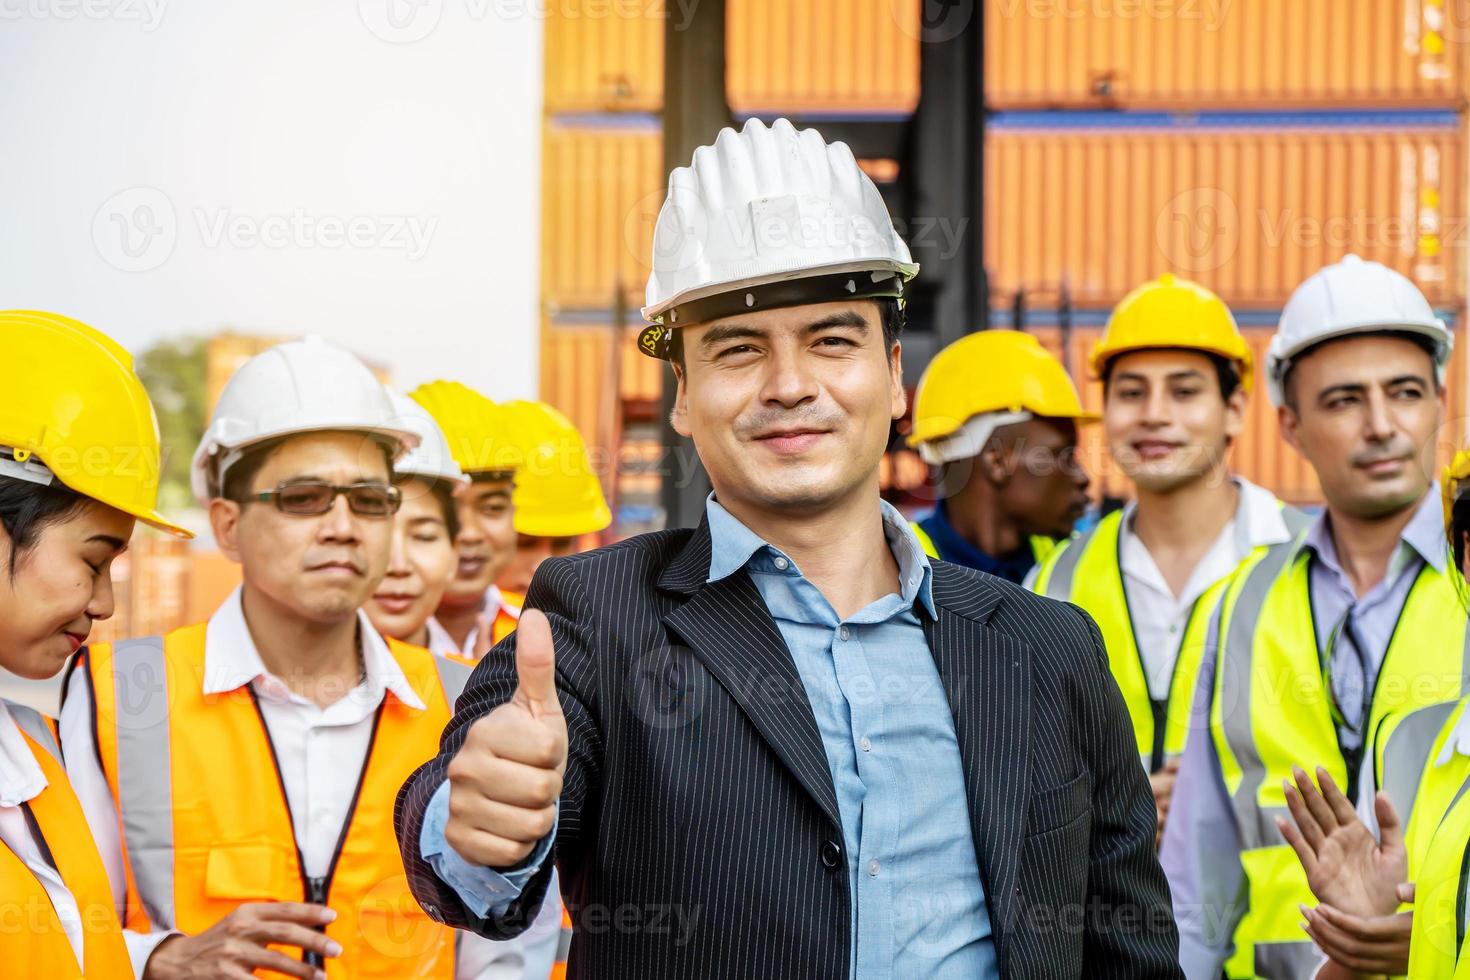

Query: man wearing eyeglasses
left=58, top=337, right=521, bottom=980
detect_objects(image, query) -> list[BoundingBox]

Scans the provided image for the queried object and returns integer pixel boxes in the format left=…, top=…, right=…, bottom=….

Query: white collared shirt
left=0, top=699, right=86, bottom=965
left=427, top=586, right=521, bottom=659
left=61, top=587, right=540, bottom=979
left=1116, top=478, right=1293, bottom=699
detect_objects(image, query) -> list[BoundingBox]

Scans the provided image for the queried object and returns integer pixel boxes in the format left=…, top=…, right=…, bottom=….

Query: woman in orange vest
left=0, top=310, right=192, bottom=979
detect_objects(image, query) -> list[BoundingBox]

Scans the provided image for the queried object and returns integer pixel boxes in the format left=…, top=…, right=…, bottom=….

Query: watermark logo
left=93, top=186, right=177, bottom=273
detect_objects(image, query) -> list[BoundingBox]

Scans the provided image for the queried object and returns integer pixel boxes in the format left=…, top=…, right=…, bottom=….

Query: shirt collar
left=1120, top=477, right=1292, bottom=557
left=1300, top=485, right=1448, bottom=579
left=203, top=586, right=427, bottom=711
left=705, top=493, right=937, bottom=618
left=0, top=701, right=46, bottom=807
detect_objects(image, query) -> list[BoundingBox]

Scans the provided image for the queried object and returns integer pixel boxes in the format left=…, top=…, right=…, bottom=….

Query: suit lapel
left=925, top=563, right=1032, bottom=944
left=658, top=520, right=842, bottom=829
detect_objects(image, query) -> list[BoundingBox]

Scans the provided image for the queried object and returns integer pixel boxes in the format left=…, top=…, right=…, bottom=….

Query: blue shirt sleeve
left=419, top=779, right=557, bottom=919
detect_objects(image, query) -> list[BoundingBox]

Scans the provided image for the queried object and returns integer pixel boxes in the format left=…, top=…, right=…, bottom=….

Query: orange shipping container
left=986, top=122, right=1466, bottom=309
left=539, top=319, right=663, bottom=465
left=726, top=0, right=921, bottom=115
left=541, top=123, right=663, bottom=311
left=986, top=0, right=1465, bottom=109
left=1018, top=321, right=1467, bottom=506
left=543, top=0, right=663, bottom=113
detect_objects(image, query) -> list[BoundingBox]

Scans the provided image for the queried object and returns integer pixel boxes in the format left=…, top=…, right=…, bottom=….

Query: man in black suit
left=396, top=117, right=1182, bottom=979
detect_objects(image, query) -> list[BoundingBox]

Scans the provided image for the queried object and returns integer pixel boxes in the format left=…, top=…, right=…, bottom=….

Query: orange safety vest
left=491, top=589, right=524, bottom=647
left=1, top=701, right=132, bottom=979
left=81, top=625, right=471, bottom=980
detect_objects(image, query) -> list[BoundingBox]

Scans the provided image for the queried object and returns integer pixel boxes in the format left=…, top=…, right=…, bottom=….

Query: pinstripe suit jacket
left=396, top=518, right=1182, bottom=979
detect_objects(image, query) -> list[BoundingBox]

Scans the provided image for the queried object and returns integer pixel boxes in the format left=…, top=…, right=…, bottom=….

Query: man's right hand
left=1278, top=766, right=1408, bottom=918
left=142, top=902, right=339, bottom=980
left=445, top=607, right=568, bottom=869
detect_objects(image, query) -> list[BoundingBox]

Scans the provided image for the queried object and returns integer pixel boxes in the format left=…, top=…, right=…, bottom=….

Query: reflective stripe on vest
left=2, top=699, right=132, bottom=979
left=909, top=521, right=1054, bottom=567
left=86, top=627, right=464, bottom=979
left=1375, top=698, right=1462, bottom=829
left=1032, top=510, right=1224, bottom=772
left=1211, top=545, right=1470, bottom=979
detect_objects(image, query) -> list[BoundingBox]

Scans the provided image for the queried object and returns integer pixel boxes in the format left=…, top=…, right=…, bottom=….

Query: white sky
left=1, top=0, right=543, bottom=398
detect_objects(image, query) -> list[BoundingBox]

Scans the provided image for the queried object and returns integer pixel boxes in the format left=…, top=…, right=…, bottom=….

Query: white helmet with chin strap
left=637, top=117, right=918, bottom=360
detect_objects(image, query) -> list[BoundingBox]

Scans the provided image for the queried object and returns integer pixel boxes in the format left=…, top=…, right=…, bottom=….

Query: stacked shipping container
left=984, top=0, right=1469, bottom=504
left=537, top=2, right=1465, bottom=516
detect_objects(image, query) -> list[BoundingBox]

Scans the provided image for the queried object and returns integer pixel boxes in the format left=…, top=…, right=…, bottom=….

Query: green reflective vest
left=1211, top=545, right=1470, bottom=979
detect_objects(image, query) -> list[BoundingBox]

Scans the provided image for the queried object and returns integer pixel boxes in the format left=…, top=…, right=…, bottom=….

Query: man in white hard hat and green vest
left=1161, top=255, right=1468, bottom=979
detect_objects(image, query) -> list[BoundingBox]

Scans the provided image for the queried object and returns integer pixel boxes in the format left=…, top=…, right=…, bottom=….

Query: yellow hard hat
left=1091, top=274, right=1253, bottom=393
left=1, top=311, right=191, bottom=538
left=1443, top=449, right=1470, bottom=543
left=501, top=401, right=611, bottom=538
left=408, top=381, right=517, bottom=476
left=907, top=330, right=1097, bottom=454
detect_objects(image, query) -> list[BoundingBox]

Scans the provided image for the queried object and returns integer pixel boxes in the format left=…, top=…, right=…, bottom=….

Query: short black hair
left=670, top=297, right=906, bottom=369
left=220, top=434, right=396, bottom=503
left=1282, top=330, right=1441, bottom=410
left=1101, top=349, right=1242, bottom=401
left=0, top=470, right=90, bottom=577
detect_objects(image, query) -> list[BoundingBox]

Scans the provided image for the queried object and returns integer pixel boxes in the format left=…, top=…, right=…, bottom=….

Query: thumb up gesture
left=445, top=609, right=567, bottom=868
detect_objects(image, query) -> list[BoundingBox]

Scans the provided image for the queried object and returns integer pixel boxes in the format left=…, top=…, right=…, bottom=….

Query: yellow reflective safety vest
left=910, top=521, right=1056, bottom=568
left=1030, top=506, right=1309, bottom=773
left=80, top=625, right=472, bottom=980
left=1210, top=543, right=1470, bottom=979
left=1, top=701, right=132, bottom=980
left=1374, top=698, right=1470, bottom=980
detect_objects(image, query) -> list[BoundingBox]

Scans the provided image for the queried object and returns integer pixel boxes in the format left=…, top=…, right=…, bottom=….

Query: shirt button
left=868, top=859, right=881, bottom=877
left=1169, top=624, right=1180, bottom=635
left=838, top=626, right=850, bottom=642
left=859, top=736, right=872, bottom=753
left=773, top=556, right=789, bottom=571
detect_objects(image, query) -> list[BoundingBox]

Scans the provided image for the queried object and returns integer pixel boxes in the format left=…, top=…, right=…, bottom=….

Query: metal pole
left=657, top=0, right=729, bottom=530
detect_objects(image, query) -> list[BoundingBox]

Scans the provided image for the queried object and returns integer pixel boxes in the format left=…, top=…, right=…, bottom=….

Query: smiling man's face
left=670, top=299, right=906, bottom=520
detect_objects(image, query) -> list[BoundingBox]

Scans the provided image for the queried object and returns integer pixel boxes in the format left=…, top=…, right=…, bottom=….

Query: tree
left=136, top=336, right=207, bottom=513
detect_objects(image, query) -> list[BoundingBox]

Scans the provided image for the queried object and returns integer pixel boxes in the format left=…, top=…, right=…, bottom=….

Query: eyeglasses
left=245, top=481, right=402, bottom=517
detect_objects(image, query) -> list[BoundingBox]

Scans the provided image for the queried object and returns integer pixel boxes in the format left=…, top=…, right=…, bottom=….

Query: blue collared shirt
left=708, top=495, right=996, bottom=979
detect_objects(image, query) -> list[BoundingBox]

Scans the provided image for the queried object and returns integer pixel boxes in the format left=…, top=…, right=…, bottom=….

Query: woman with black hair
left=0, top=310, right=189, bottom=976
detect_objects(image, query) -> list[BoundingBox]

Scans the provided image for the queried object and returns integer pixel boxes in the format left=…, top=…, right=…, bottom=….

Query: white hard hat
left=1267, top=254, right=1453, bottom=406
left=191, top=336, right=420, bottom=506
left=637, top=117, right=918, bottom=359
left=385, top=389, right=468, bottom=488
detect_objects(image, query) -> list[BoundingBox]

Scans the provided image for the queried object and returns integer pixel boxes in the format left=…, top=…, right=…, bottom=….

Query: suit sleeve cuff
left=419, top=779, right=557, bottom=919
